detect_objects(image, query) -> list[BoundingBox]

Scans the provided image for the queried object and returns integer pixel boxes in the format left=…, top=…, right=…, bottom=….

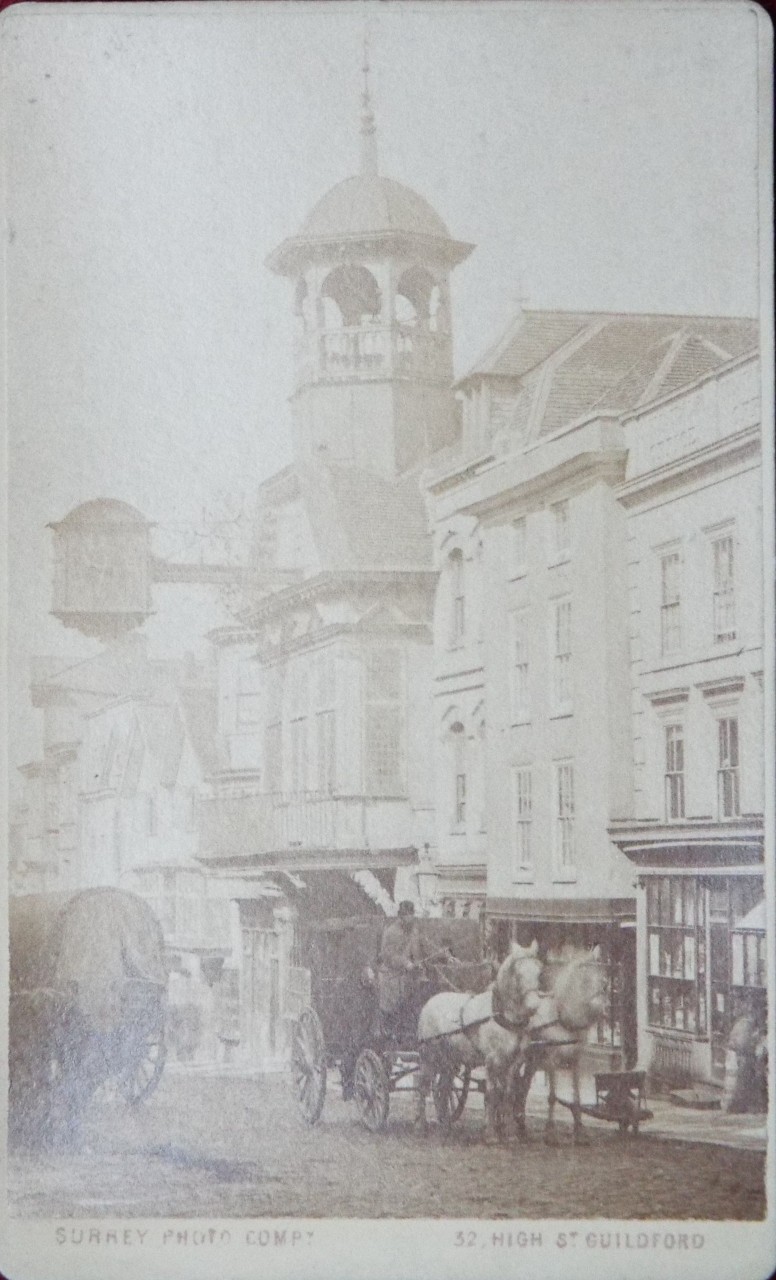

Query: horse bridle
left=491, top=953, right=540, bottom=1034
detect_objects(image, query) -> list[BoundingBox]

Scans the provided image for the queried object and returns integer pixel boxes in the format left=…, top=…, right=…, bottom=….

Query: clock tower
left=266, top=59, right=473, bottom=478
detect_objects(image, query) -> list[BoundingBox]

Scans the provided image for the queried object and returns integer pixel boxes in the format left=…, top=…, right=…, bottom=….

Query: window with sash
left=660, top=551, right=682, bottom=655
left=236, top=658, right=262, bottom=727
left=712, top=534, right=736, bottom=643
left=264, top=720, right=282, bottom=793
left=550, top=499, right=570, bottom=560
left=552, top=598, right=572, bottom=711
left=290, top=718, right=308, bottom=793
left=314, top=648, right=337, bottom=794
left=511, top=609, right=530, bottom=722
left=512, top=517, right=527, bottom=575
left=717, top=716, right=740, bottom=818
left=513, top=767, right=532, bottom=877
left=554, top=761, right=575, bottom=873
left=364, top=648, right=404, bottom=796
left=664, top=723, right=685, bottom=820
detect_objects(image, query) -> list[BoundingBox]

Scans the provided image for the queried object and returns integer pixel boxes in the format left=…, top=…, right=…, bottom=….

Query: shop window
left=646, top=876, right=707, bottom=1035
left=731, top=929, right=767, bottom=989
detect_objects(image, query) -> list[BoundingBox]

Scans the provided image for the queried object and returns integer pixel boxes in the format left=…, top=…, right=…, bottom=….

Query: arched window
left=448, top=549, right=465, bottom=649
left=396, top=266, right=437, bottom=328
left=320, top=264, right=381, bottom=328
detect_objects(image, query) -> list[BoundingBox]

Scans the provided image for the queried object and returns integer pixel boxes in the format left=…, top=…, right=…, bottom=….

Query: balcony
left=196, top=791, right=419, bottom=869
left=294, top=325, right=450, bottom=386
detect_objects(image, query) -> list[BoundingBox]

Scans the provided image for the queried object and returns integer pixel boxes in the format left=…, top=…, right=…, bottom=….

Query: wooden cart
left=9, top=888, right=168, bottom=1142
left=289, top=915, right=488, bottom=1132
left=556, top=1069, right=653, bottom=1135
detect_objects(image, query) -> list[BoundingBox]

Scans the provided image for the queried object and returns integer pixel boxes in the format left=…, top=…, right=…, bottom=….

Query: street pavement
left=8, top=1070, right=767, bottom=1220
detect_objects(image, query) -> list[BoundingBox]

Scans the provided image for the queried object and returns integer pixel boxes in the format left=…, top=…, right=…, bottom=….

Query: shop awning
left=486, top=896, right=635, bottom=924
left=731, top=899, right=766, bottom=933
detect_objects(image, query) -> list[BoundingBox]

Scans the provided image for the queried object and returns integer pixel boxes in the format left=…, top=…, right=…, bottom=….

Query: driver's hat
left=397, top=900, right=415, bottom=918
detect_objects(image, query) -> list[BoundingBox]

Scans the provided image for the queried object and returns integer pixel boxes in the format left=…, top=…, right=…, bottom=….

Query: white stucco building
left=426, top=310, right=759, bottom=1069
left=610, top=348, right=764, bottom=1088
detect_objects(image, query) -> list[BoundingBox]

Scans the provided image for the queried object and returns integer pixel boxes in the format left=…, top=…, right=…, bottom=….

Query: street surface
left=9, top=1072, right=765, bottom=1220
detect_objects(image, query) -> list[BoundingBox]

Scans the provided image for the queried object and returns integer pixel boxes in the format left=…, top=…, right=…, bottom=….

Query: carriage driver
left=377, top=901, right=426, bottom=1040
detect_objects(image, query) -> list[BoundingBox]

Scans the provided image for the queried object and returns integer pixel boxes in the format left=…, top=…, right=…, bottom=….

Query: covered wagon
left=9, top=887, right=168, bottom=1142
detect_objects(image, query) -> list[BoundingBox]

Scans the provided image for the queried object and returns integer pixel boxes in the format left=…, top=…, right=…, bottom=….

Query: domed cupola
left=266, top=50, right=474, bottom=478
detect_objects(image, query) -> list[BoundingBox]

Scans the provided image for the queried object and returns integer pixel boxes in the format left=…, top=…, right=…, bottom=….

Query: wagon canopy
left=10, top=888, right=167, bottom=1031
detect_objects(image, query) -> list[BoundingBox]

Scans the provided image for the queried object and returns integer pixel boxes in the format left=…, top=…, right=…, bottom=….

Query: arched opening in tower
left=320, top=264, right=381, bottom=328
left=395, top=266, right=440, bottom=329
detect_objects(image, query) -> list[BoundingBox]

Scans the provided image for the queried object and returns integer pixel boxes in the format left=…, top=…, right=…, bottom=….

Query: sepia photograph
left=0, top=2, right=773, bottom=1277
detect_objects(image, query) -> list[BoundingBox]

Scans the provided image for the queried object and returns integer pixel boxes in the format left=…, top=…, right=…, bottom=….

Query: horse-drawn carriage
left=290, top=918, right=651, bottom=1143
left=9, top=887, right=168, bottom=1143
left=289, top=914, right=493, bottom=1132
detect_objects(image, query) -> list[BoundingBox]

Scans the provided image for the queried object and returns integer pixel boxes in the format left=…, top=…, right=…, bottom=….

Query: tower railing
left=293, top=323, right=451, bottom=384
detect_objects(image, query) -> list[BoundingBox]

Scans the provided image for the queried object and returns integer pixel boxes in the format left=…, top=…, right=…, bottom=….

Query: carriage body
left=9, top=887, right=168, bottom=1141
left=290, top=914, right=487, bottom=1130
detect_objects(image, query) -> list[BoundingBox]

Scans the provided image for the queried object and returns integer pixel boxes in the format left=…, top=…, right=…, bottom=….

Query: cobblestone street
left=9, top=1072, right=766, bottom=1221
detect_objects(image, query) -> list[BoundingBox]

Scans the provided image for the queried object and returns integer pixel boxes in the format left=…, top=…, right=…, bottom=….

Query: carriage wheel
left=291, top=1008, right=327, bottom=1126
left=354, top=1049, right=390, bottom=1133
left=432, top=1066, right=471, bottom=1126
left=122, top=1027, right=167, bottom=1105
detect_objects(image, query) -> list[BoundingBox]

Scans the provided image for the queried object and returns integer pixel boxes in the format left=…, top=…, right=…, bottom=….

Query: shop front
left=609, top=818, right=765, bottom=1089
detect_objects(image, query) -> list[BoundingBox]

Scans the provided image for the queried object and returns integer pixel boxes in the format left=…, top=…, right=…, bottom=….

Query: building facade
left=426, top=311, right=760, bottom=1071
left=610, top=349, right=764, bottom=1088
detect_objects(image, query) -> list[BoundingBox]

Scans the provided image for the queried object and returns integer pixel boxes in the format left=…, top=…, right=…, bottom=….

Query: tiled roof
left=458, top=311, right=594, bottom=384
left=290, top=462, right=432, bottom=571
left=462, top=310, right=758, bottom=439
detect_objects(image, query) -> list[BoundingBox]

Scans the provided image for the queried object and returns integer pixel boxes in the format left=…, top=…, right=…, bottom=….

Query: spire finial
left=360, top=31, right=378, bottom=175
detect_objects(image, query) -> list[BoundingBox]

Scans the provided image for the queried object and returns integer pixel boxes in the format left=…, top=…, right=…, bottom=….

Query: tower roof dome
left=267, top=172, right=472, bottom=276
left=300, top=172, right=451, bottom=242
left=267, top=45, right=474, bottom=276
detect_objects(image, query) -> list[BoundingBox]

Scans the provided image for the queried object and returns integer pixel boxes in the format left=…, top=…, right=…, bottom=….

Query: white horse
left=513, top=944, right=607, bottom=1145
left=414, top=941, right=542, bottom=1143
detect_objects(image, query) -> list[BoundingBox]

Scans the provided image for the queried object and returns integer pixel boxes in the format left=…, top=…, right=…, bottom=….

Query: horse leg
left=571, top=1050, right=590, bottom=1145
left=483, top=1067, right=501, bottom=1145
left=414, top=1047, right=430, bottom=1133
left=512, top=1058, right=533, bottom=1143
left=544, top=1058, right=560, bottom=1145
